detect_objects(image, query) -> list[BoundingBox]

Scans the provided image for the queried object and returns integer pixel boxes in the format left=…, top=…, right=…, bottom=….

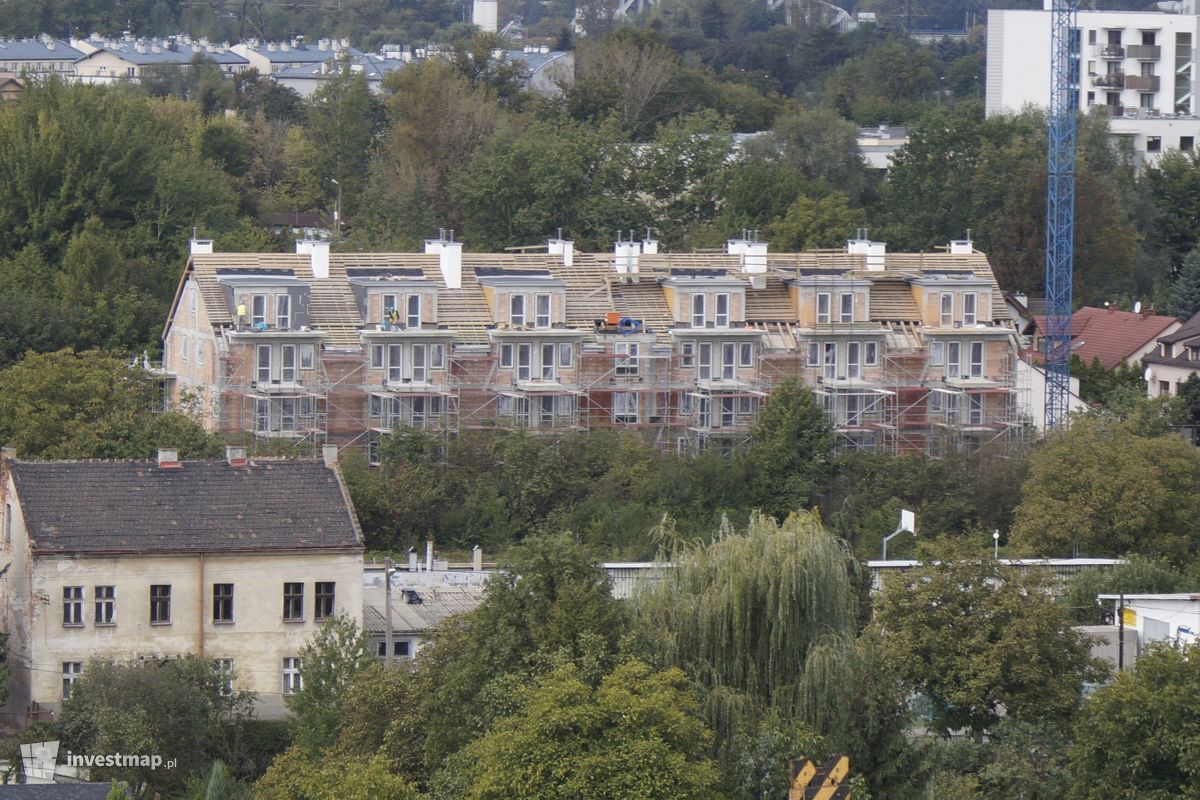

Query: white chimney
left=949, top=236, right=974, bottom=255
left=408, top=547, right=419, bottom=572
left=426, top=540, right=434, bottom=572
left=614, top=240, right=641, bottom=275
left=473, top=545, right=483, bottom=571
left=642, top=235, right=659, bottom=255
left=225, top=445, right=247, bottom=467
left=728, top=236, right=767, bottom=273
left=548, top=237, right=574, bottom=267
left=157, top=447, right=181, bottom=468
left=190, top=238, right=213, bottom=255
left=322, top=444, right=338, bottom=467
left=847, top=235, right=886, bottom=271
left=308, top=240, right=330, bottom=279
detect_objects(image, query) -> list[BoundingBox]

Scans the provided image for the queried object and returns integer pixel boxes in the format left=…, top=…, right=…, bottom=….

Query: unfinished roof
left=8, top=459, right=364, bottom=555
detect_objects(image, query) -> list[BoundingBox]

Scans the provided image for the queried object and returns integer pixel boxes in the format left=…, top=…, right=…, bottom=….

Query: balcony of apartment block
left=1092, top=72, right=1125, bottom=89
left=1095, top=44, right=1125, bottom=59
left=1126, top=44, right=1161, bottom=60
left=1125, top=75, right=1160, bottom=92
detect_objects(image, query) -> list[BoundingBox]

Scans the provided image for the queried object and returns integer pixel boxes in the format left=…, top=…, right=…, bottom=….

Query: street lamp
left=328, top=177, right=342, bottom=240
left=993, top=529, right=1000, bottom=559
left=383, top=557, right=397, bottom=666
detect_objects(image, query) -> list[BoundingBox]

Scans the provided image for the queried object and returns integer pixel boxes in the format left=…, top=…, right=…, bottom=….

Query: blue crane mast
left=1044, top=0, right=1078, bottom=430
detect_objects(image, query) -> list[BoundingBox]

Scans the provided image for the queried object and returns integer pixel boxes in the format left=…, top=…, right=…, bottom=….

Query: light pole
left=328, top=177, right=342, bottom=240
left=383, top=557, right=396, bottom=667
left=993, top=530, right=1000, bottom=559
left=881, top=509, right=916, bottom=561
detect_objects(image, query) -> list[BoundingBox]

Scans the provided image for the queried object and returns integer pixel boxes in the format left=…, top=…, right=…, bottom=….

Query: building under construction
left=161, top=234, right=1023, bottom=459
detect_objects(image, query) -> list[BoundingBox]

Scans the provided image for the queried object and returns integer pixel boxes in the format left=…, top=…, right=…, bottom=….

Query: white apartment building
left=987, top=3, right=1200, bottom=164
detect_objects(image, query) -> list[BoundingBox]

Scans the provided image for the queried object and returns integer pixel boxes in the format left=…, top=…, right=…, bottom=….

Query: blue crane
left=1043, top=0, right=1078, bottom=430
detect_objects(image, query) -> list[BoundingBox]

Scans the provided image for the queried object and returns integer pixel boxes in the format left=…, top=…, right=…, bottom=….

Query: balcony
left=1096, top=44, right=1125, bottom=59
left=1126, top=74, right=1161, bottom=92
left=1092, top=72, right=1125, bottom=88
left=1126, top=44, right=1161, bottom=60
left=1102, top=104, right=1125, bottom=117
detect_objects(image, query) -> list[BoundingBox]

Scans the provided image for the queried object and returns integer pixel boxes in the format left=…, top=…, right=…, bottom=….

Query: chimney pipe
left=157, top=447, right=181, bottom=469
left=408, top=546, right=419, bottom=572
left=426, top=540, right=434, bottom=572
left=473, top=545, right=483, bottom=571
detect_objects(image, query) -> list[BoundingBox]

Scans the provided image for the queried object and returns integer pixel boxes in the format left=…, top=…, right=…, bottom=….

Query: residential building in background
left=73, top=35, right=249, bottom=83
left=161, top=235, right=1026, bottom=459
left=0, top=37, right=84, bottom=77
left=1144, top=309, right=1200, bottom=397
left=0, top=446, right=364, bottom=723
left=987, top=4, right=1200, bottom=164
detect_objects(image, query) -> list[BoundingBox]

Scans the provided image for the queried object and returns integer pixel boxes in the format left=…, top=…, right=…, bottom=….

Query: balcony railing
left=1096, top=44, right=1125, bottom=59
left=1126, top=44, right=1161, bottom=60
left=1125, top=74, right=1161, bottom=92
left=1092, top=72, right=1125, bottom=88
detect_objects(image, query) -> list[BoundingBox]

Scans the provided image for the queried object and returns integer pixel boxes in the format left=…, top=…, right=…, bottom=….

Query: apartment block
left=161, top=235, right=1023, bottom=458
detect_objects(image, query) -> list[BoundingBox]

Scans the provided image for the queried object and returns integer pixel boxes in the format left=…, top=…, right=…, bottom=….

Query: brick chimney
left=225, top=446, right=247, bottom=467
left=157, top=447, right=181, bottom=469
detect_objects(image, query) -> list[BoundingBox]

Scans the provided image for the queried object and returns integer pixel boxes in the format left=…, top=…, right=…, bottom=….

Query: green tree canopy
left=288, top=615, right=374, bottom=754
left=744, top=379, right=835, bottom=519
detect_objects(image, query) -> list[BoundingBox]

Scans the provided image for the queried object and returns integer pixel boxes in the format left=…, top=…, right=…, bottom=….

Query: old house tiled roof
left=1035, top=307, right=1181, bottom=369
left=9, top=459, right=363, bottom=555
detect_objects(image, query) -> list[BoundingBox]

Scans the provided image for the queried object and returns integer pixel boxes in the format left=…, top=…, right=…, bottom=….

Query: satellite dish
left=1134, top=301, right=1143, bottom=313
left=1145, top=367, right=1153, bottom=382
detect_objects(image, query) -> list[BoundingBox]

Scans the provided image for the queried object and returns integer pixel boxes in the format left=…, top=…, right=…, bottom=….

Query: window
left=500, top=343, right=513, bottom=368
left=558, top=343, right=573, bottom=368
left=412, top=344, right=426, bottom=382
left=720, top=396, right=736, bottom=428
left=382, top=294, right=398, bottom=324
left=281, top=345, right=297, bottom=382
left=407, top=294, right=421, bottom=328
left=847, top=342, right=862, bottom=379
left=839, top=293, right=854, bottom=323
left=283, top=583, right=304, bottom=621
left=715, top=294, right=730, bottom=327
left=946, top=342, right=962, bottom=377
left=721, top=343, right=736, bottom=380
left=510, top=294, right=526, bottom=326
left=616, top=342, right=639, bottom=376
left=315, top=582, right=335, bottom=621
left=255, top=398, right=269, bottom=433
left=930, top=340, right=945, bottom=366
left=95, top=586, right=114, bottom=625
left=276, top=294, right=290, bottom=329
left=283, top=657, right=302, bottom=695
left=535, top=294, right=551, bottom=328
left=213, top=659, right=234, bottom=696
left=541, top=343, right=556, bottom=380
left=369, top=394, right=383, bottom=421
left=969, top=341, right=984, bottom=377
left=698, top=343, right=712, bottom=380
left=256, top=345, right=271, bottom=383
left=63, top=586, right=83, bottom=626
left=213, top=583, right=234, bottom=623
left=1184, top=136, right=1195, bottom=152
left=823, top=342, right=837, bottom=380
left=1141, top=93, right=1155, bottom=110
left=517, top=343, right=532, bottom=381
left=963, top=293, right=977, bottom=326
left=1143, top=30, right=1156, bottom=46
left=816, top=293, right=831, bottom=324
left=681, top=342, right=695, bottom=367
left=940, top=294, right=953, bottom=326
left=431, top=343, right=446, bottom=370
left=300, top=344, right=315, bottom=370
left=538, top=396, right=555, bottom=425
left=739, top=342, right=753, bottom=367
left=613, top=392, right=639, bottom=423
left=196, top=340, right=204, bottom=367
left=377, top=641, right=411, bottom=658
left=969, top=394, right=984, bottom=425
left=692, top=294, right=706, bottom=327
left=251, top=295, right=266, bottom=326
left=62, top=662, right=83, bottom=700
left=864, top=341, right=879, bottom=366
left=1087, top=90, right=1095, bottom=106
left=181, top=334, right=189, bottom=363
left=188, top=284, right=197, bottom=314
left=150, top=585, right=171, bottom=624
left=1088, top=29, right=1096, bottom=44
left=807, top=341, right=820, bottom=367
left=846, top=394, right=862, bottom=426
left=370, top=344, right=384, bottom=369
left=1148, top=136, right=1162, bottom=152
left=388, top=345, right=403, bottom=382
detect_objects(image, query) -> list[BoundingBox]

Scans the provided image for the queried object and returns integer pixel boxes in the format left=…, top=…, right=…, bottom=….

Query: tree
left=1061, top=556, right=1191, bottom=624
left=872, top=551, right=1105, bottom=736
left=1169, top=249, right=1200, bottom=319
left=1070, top=642, right=1200, bottom=799
left=0, top=350, right=221, bottom=460
left=429, top=660, right=721, bottom=800
left=255, top=749, right=421, bottom=800
left=58, top=656, right=256, bottom=795
left=1010, top=417, right=1200, bottom=560
left=288, top=615, right=374, bottom=753
left=755, top=106, right=869, bottom=201
left=305, top=69, right=382, bottom=217
left=744, top=379, right=834, bottom=519
left=765, top=192, right=866, bottom=251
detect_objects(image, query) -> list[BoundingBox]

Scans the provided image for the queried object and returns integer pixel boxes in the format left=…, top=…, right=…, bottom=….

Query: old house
left=0, top=446, right=364, bottom=723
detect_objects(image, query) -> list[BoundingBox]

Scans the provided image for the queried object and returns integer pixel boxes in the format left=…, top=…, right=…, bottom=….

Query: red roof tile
left=1034, top=307, right=1180, bottom=369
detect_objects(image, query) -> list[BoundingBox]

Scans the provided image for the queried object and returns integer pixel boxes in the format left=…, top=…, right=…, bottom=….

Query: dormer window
left=382, top=294, right=398, bottom=323
left=940, top=294, right=953, bottom=326
left=839, top=293, right=853, bottom=323
left=817, top=293, right=831, bottom=324
left=963, top=293, right=977, bottom=326
left=276, top=295, right=291, bottom=329
left=252, top=295, right=267, bottom=326
left=511, top=295, right=526, bottom=327
left=716, top=294, right=730, bottom=327
left=407, top=295, right=421, bottom=329
left=692, top=294, right=706, bottom=327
